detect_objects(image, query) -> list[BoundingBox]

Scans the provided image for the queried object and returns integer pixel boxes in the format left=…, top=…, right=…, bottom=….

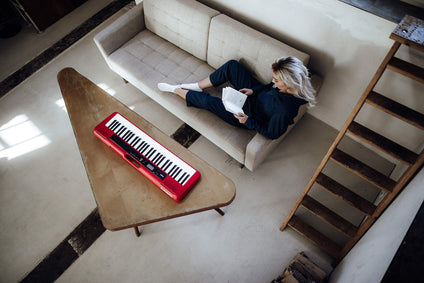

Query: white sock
left=157, top=83, right=180, bottom=93
left=179, top=82, right=202, bottom=92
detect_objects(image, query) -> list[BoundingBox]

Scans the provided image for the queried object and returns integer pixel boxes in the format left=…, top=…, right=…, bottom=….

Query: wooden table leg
left=134, top=226, right=141, bottom=237
left=215, top=208, right=225, bottom=216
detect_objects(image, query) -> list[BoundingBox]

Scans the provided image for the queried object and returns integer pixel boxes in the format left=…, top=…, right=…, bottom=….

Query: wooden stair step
left=348, top=121, right=418, bottom=165
left=330, top=149, right=396, bottom=193
left=387, top=57, right=424, bottom=83
left=315, top=173, right=377, bottom=216
left=301, top=195, right=358, bottom=238
left=390, top=15, right=424, bottom=52
left=288, top=215, right=342, bottom=258
left=366, top=91, right=424, bottom=130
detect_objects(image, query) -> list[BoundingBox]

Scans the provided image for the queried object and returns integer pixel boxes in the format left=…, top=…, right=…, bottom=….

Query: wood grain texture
left=57, top=68, right=235, bottom=231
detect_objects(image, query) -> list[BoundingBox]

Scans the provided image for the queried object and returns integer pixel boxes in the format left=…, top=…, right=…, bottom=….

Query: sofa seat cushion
left=109, top=30, right=213, bottom=84
left=107, top=30, right=256, bottom=163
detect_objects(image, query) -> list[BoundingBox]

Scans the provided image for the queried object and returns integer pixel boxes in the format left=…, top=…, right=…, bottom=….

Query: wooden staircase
left=280, top=15, right=424, bottom=262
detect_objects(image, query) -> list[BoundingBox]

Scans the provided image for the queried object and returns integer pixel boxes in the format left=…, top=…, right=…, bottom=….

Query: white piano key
left=106, top=114, right=195, bottom=183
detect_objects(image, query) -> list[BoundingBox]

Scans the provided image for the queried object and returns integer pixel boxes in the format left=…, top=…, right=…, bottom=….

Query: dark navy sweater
left=243, top=83, right=307, bottom=139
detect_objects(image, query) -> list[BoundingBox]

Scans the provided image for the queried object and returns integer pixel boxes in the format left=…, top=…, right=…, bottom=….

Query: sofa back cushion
left=207, top=14, right=310, bottom=84
left=143, top=0, right=219, bottom=61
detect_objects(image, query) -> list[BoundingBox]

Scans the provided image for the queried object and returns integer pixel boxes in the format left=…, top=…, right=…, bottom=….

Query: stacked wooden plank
left=271, top=252, right=328, bottom=283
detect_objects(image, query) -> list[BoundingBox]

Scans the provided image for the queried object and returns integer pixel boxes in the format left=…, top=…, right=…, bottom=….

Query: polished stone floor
left=339, top=0, right=424, bottom=23
left=0, top=1, right=397, bottom=282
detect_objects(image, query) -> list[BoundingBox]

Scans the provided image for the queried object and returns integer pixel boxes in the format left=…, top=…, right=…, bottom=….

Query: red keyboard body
left=94, top=112, right=200, bottom=201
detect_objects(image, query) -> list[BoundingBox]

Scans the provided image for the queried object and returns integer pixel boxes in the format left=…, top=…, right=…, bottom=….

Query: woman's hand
left=239, top=88, right=253, bottom=96
left=234, top=113, right=248, bottom=124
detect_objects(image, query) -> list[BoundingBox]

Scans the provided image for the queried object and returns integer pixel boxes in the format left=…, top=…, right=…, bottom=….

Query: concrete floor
left=0, top=1, right=396, bottom=282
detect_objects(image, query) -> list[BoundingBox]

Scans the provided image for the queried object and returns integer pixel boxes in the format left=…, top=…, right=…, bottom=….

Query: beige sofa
left=94, top=0, right=319, bottom=171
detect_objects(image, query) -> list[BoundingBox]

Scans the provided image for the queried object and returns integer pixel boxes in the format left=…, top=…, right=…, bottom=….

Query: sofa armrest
left=94, top=3, right=145, bottom=60
left=244, top=132, right=285, bottom=171
left=244, top=105, right=307, bottom=171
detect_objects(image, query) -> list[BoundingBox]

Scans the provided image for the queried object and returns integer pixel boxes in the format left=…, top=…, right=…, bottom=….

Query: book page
left=222, top=87, right=247, bottom=115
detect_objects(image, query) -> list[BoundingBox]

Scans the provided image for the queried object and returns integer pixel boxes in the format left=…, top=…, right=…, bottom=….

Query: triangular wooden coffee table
left=57, top=68, right=235, bottom=236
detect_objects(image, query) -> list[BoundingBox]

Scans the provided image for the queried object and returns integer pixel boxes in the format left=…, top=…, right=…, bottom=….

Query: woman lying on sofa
left=157, top=57, right=316, bottom=140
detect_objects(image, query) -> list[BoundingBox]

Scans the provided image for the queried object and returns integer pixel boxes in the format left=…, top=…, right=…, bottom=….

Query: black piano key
left=146, top=148, right=154, bottom=157
left=144, top=147, right=151, bottom=155
left=140, top=145, right=149, bottom=154
left=178, top=172, right=187, bottom=183
left=111, top=122, right=120, bottom=132
left=169, top=166, right=178, bottom=178
left=108, top=120, right=118, bottom=130
left=118, top=126, right=127, bottom=136
left=128, top=137, right=135, bottom=146
left=134, top=138, right=142, bottom=148
left=148, top=149, right=157, bottom=159
left=155, top=153, right=163, bottom=164
left=151, top=149, right=158, bottom=157
left=175, top=168, right=183, bottom=179
left=140, top=142, right=149, bottom=153
left=151, top=153, right=161, bottom=163
left=168, top=165, right=177, bottom=176
left=162, top=160, right=170, bottom=170
left=125, top=132, right=134, bottom=141
left=138, top=142, right=146, bottom=152
left=172, top=168, right=182, bottom=179
left=122, top=129, right=130, bottom=137
left=142, top=144, right=150, bottom=154
left=157, top=156, right=166, bottom=166
left=131, top=137, right=140, bottom=147
left=165, top=161, right=174, bottom=172
left=145, top=148, right=152, bottom=158
left=127, top=133, right=135, bottom=142
left=181, top=174, right=190, bottom=185
left=116, top=125, right=125, bottom=135
left=164, top=161, right=173, bottom=172
left=107, top=120, right=115, bottom=128
left=122, top=130, right=130, bottom=139
left=150, top=153, right=158, bottom=163
left=167, top=165, right=175, bottom=175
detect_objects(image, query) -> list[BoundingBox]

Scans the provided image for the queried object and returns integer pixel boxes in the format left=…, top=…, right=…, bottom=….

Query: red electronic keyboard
left=94, top=112, right=201, bottom=201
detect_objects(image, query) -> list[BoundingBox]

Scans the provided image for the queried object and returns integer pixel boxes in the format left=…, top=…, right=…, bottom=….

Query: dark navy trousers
left=186, top=60, right=261, bottom=127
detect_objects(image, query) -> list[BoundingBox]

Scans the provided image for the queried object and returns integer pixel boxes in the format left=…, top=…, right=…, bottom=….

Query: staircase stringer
left=280, top=42, right=401, bottom=232
left=339, top=148, right=424, bottom=259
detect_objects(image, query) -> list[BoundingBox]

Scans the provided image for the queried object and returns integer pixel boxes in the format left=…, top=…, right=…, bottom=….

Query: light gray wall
left=329, top=168, right=424, bottom=283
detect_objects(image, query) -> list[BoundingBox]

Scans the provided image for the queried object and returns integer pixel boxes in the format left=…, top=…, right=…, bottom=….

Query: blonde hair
left=272, top=56, right=317, bottom=107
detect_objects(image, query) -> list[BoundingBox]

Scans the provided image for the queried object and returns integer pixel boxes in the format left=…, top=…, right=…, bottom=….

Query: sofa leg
left=240, top=164, right=245, bottom=169
left=122, top=78, right=128, bottom=84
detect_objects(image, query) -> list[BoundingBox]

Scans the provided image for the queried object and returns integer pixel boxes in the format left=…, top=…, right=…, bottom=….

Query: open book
left=222, top=87, right=247, bottom=116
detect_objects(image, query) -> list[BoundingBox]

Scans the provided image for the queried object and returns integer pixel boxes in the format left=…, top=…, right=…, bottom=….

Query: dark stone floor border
left=338, top=0, right=424, bottom=23
left=20, top=209, right=105, bottom=283
left=20, top=124, right=200, bottom=282
left=0, top=0, right=133, bottom=98
left=171, top=123, right=201, bottom=148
